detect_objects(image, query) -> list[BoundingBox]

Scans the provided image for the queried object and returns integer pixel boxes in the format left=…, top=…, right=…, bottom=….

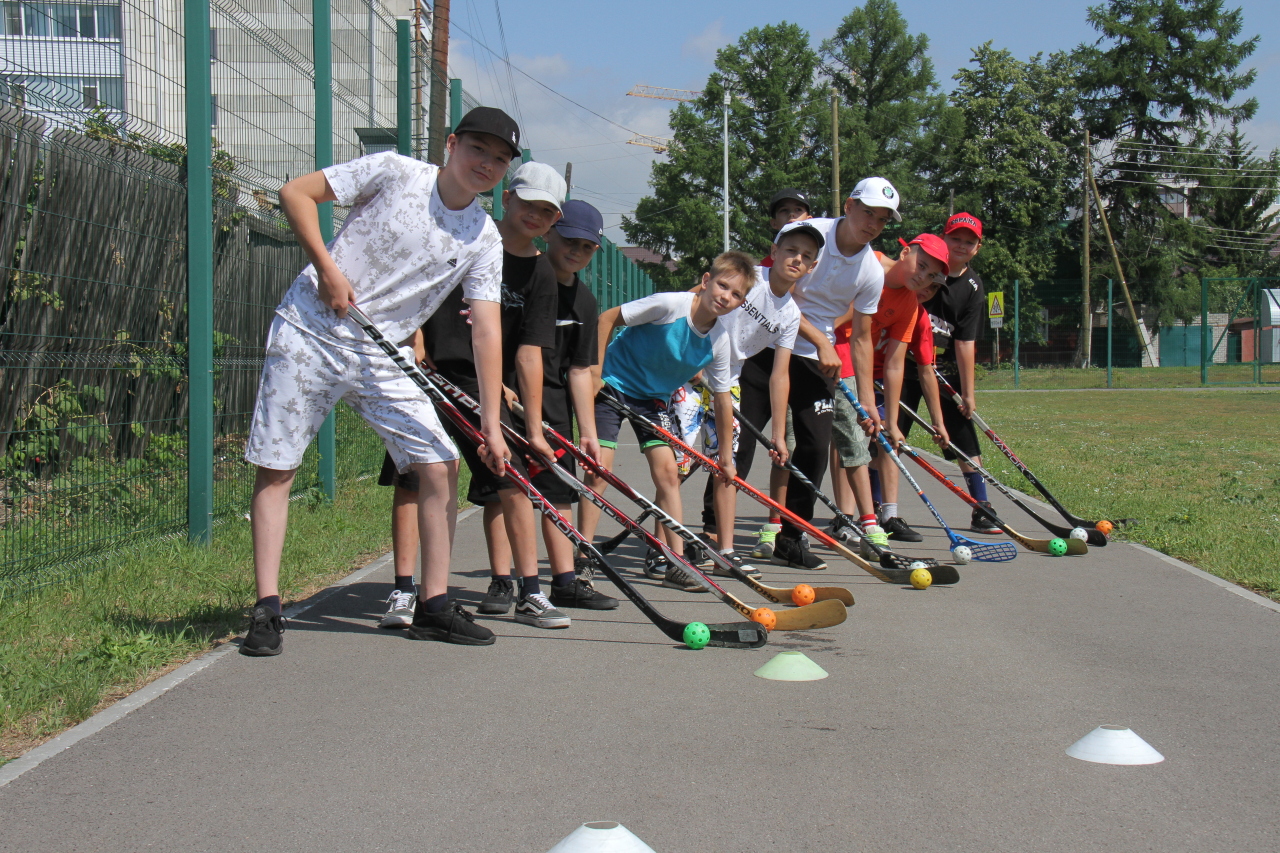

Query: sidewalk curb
left=915, top=448, right=1280, bottom=615
left=0, top=506, right=480, bottom=789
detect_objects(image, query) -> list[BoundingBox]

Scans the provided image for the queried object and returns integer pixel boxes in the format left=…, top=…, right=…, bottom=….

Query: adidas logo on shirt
left=447, top=258, right=458, bottom=268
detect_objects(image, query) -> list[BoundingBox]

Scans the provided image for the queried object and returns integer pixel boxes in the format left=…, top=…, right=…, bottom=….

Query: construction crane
left=627, top=134, right=672, bottom=153
left=627, top=84, right=702, bottom=102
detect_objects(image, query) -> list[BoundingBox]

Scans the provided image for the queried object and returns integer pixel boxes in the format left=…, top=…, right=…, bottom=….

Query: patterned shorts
left=245, top=316, right=457, bottom=471
left=669, top=382, right=741, bottom=475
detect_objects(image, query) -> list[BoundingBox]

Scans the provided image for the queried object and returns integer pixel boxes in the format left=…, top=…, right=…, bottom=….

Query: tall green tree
left=818, top=0, right=949, bottom=238
left=1075, top=0, right=1260, bottom=321
left=1188, top=124, right=1280, bottom=277
left=623, top=23, right=825, bottom=290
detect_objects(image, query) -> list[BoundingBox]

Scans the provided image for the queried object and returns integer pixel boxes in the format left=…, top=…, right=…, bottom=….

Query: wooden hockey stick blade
left=830, top=538, right=961, bottom=585
left=770, top=598, right=848, bottom=631
left=748, top=579, right=856, bottom=606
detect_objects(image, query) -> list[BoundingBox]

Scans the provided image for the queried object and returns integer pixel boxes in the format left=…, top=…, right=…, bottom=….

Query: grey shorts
left=831, top=388, right=871, bottom=468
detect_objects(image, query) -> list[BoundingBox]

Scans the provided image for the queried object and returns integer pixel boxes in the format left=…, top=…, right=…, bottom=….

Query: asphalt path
left=3, top=437, right=1278, bottom=852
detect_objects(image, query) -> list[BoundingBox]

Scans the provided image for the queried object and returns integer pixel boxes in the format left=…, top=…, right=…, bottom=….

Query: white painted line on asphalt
left=0, top=506, right=481, bottom=789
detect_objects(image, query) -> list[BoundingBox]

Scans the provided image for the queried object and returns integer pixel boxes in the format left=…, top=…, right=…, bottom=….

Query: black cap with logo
left=453, top=107, right=521, bottom=159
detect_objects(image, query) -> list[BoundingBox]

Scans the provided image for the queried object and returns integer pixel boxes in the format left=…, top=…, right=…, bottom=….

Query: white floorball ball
left=1069, top=527, right=1089, bottom=541
left=951, top=545, right=973, bottom=565
left=909, top=560, right=929, bottom=570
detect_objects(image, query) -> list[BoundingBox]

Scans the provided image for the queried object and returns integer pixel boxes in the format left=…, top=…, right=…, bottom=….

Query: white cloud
left=682, top=19, right=729, bottom=63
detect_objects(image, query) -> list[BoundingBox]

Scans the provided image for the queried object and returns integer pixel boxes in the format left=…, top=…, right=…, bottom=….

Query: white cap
left=848, top=176, right=902, bottom=222
left=508, top=161, right=566, bottom=211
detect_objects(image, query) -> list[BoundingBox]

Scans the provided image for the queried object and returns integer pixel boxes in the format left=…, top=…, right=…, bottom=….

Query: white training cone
left=753, top=651, right=829, bottom=681
left=545, top=821, right=657, bottom=853
left=1066, top=725, right=1165, bottom=765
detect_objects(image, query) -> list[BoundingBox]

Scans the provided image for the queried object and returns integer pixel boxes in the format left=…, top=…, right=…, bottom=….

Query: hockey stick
left=722, top=399, right=940, bottom=571
left=345, top=304, right=767, bottom=649
left=596, top=466, right=697, bottom=555
left=895, top=442, right=1088, bottom=555
left=887, top=389, right=1108, bottom=546
left=834, top=379, right=1018, bottom=563
left=425, top=374, right=850, bottom=627
left=933, top=370, right=1114, bottom=531
left=598, top=390, right=960, bottom=586
left=498, top=397, right=854, bottom=608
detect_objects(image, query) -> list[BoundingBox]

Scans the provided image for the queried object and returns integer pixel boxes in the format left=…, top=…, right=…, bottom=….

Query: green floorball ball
left=683, top=622, right=711, bottom=649
left=1047, top=538, right=1069, bottom=556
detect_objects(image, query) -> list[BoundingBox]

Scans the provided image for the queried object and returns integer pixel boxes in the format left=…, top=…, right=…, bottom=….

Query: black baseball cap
left=453, top=106, right=521, bottom=159
left=768, top=188, right=811, bottom=217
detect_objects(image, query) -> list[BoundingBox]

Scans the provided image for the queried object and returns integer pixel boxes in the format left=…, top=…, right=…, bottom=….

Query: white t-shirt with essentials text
left=789, top=216, right=884, bottom=360
left=275, top=152, right=502, bottom=351
left=729, top=266, right=801, bottom=381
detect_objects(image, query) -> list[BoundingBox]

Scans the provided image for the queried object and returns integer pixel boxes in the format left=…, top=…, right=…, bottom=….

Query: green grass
left=974, top=364, right=1280, bottom=390
left=0, top=475, right=402, bottom=764
left=970, top=388, right=1280, bottom=599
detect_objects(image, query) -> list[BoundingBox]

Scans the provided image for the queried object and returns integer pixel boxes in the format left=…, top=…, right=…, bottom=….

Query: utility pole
left=949, top=188, right=954, bottom=217
left=564, top=162, right=572, bottom=201
left=830, top=86, right=839, bottom=214
left=722, top=88, right=730, bottom=252
left=1080, top=129, right=1092, bottom=368
left=427, top=0, right=449, bottom=165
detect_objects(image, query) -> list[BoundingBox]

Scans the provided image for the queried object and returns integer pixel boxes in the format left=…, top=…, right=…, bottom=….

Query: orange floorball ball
left=792, top=584, right=816, bottom=606
left=1096, top=519, right=1114, bottom=536
left=751, top=607, right=777, bottom=631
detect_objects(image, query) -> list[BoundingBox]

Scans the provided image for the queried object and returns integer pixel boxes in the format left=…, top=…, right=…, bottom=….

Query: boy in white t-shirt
left=687, top=221, right=822, bottom=571
left=240, top=107, right=520, bottom=656
left=580, top=252, right=755, bottom=591
left=767, top=177, right=898, bottom=571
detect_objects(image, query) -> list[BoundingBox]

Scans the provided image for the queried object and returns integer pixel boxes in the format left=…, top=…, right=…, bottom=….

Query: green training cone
left=753, top=651, right=828, bottom=681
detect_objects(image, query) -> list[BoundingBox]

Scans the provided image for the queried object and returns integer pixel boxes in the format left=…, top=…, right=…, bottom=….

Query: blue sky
left=441, top=0, right=1280, bottom=242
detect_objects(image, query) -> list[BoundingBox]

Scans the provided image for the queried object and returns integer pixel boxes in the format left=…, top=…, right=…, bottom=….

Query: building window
left=82, top=79, right=95, bottom=108
left=0, top=3, right=121, bottom=39
left=0, top=74, right=123, bottom=112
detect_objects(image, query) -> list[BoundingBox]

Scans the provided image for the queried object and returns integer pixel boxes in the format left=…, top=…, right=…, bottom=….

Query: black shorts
left=898, top=373, right=981, bottom=460
left=594, top=385, right=677, bottom=452
left=378, top=451, right=420, bottom=491
left=468, top=418, right=580, bottom=505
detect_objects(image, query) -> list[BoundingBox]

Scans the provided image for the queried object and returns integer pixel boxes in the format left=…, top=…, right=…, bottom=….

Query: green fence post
left=522, top=147, right=532, bottom=164
left=448, top=78, right=462, bottom=133
left=396, top=18, right=410, bottom=156
left=1013, top=279, right=1020, bottom=389
left=184, top=0, right=214, bottom=543
left=1107, top=278, right=1113, bottom=389
left=1200, top=277, right=1209, bottom=386
left=314, top=0, right=336, bottom=499
left=1254, top=278, right=1262, bottom=384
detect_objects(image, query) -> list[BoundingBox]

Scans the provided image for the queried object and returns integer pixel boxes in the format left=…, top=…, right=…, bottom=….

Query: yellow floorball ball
left=910, top=567, right=933, bottom=590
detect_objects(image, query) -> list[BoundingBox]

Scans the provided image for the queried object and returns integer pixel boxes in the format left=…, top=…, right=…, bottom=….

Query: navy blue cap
left=553, top=199, right=604, bottom=245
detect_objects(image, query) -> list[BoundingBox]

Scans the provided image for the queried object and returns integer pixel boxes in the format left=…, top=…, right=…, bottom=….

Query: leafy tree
left=623, top=23, right=825, bottom=289
left=1187, top=124, right=1280, bottom=277
left=818, top=0, right=949, bottom=239
left=1075, top=0, right=1260, bottom=321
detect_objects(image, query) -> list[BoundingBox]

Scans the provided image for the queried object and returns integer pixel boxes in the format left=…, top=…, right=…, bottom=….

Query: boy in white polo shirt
left=240, top=107, right=519, bottom=655
left=768, top=177, right=898, bottom=570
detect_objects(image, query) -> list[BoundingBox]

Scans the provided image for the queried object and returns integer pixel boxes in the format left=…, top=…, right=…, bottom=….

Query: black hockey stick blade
left=702, top=622, right=771, bottom=648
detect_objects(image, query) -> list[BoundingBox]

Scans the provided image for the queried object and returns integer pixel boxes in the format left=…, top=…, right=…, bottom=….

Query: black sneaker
left=550, top=577, right=619, bottom=610
left=662, top=560, right=708, bottom=592
left=477, top=575, right=515, bottom=615
left=710, top=550, right=762, bottom=579
left=643, top=547, right=668, bottom=580
left=240, top=605, right=286, bottom=656
left=970, top=502, right=1002, bottom=535
left=573, top=554, right=595, bottom=581
left=882, top=516, right=924, bottom=543
left=684, top=540, right=712, bottom=567
left=771, top=534, right=828, bottom=570
left=406, top=599, right=495, bottom=646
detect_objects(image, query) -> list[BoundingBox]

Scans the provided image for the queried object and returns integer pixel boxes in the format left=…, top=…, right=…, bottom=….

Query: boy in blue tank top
left=578, top=251, right=756, bottom=591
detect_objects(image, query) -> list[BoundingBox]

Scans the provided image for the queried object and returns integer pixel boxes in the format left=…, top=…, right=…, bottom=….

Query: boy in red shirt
left=828, top=234, right=949, bottom=543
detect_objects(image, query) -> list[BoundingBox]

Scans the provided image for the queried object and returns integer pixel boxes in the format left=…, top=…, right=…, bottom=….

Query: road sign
left=987, top=292, right=1005, bottom=319
left=990, top=317, right=1004, bottom=329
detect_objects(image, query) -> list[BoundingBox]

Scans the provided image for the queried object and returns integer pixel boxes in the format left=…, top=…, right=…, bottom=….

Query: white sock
left=881, top=502, right=898, bottom=520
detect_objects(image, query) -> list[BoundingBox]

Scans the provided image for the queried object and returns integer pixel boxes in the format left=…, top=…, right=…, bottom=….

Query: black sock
left=552, top=571, right=576, bottom=589
left=422, top=593, right=449, bottom=613
left=255, top=595, right=281, bottom=615
left=519, top=576, right=542, bottom=598
left=394, top=575, right=415, bottom=593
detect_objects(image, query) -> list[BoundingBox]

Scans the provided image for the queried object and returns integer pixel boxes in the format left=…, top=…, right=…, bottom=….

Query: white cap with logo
left=508, top=161, right=567, bottom=212
left=848, top=176, right=902, bottom=222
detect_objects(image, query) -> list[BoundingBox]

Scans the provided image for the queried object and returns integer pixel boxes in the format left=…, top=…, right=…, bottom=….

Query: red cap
left=898, top=233, right=950, bottom=270
left=944, top=212, right=983, bottom=239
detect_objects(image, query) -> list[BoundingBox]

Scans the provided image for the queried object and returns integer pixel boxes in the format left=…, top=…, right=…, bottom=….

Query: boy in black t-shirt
left=529, top=200, right=617, bottom=609
left=381, top=162, right=573, bottom=630
left=897, top=212, right=998, bottom=533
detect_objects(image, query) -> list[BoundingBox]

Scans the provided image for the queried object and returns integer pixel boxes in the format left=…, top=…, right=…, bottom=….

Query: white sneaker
left=379, top=589, right=416, bottom=629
